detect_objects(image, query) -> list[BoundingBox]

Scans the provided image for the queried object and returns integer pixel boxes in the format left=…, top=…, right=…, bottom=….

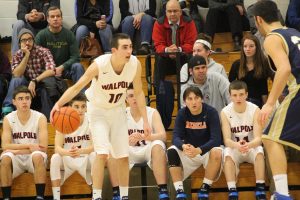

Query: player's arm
left=145, top=110, right=166, bottom=142
left=220, top=111, right=238, bottom=149
left=51, top=63, right=99, bottom=119
left=37, top=115, right=48, bottom=152
left=54, top=131, right=66, bottom=155
left=79, top=132, right=94, bottom=154
left=248, top=108, right=262, bottom=149
left=263, top=35, right=291, bottom=106
left=1, top=117, right=31, bottom=153
left=132, top=60, right=151, bottom=135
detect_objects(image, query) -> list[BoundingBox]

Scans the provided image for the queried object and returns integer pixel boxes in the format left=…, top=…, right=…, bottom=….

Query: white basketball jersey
left=126, top=106, right=155, bottom=147
left=6, top=110, right=43, bottom=144
left=85, top=54, right=138, bottom=109
left=222, top=102, right=258, bottom=142
left=63, top=115, right=91, bottom=150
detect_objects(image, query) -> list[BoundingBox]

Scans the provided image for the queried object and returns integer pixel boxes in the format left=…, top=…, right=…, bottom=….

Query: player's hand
left=50, top=103, right=61, bottom=123
left=184, top=145, right=200, bottom=158
left=129, top=133, right=142, bottom=146
left=237, top=140, right=249, bottom=154
left=142, top=121, right=152, bottom=139
left=259, top=103, right=274, bottom=127
left=69, top=146, right=80, bottom=158
left=55, top=65, right=64, bottom=77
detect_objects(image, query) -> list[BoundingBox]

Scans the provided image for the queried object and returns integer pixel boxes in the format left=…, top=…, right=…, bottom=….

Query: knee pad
left=167, top=148, right=181, bottom=167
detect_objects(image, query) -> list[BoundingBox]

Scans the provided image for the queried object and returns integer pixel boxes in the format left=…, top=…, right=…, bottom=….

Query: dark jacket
left=152, top=15, right=197, bottom=53
left=17, top=0, right=60, bottom=29
left=76, top=0, right=113, bottom=33
left=119, top=0, right=156, bottom=21
left=208, top=0, right=242, bottom=10
left=286, top=0, right=300, bottom=31
left=0, top=50, right=11, bottom=81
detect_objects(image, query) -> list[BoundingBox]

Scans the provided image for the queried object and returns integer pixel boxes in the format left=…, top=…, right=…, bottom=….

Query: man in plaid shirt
left=2, top=28, right=60, bottom=120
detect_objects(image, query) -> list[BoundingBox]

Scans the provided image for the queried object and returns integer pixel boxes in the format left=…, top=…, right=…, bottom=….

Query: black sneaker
left=198, top=183, right=210, bottom=200
left=228, top=188, right=238, bottom=200
left=137, top=44, right=150, bottom=55
left=159, top=192, right=169, bottom=200
left=112, top=196, right=120, bottom=200
left=255, top=190, right=266, bottom=200
left=121, top=196, right=129, bottom=200
left=176, top=189, right=187, bottom=200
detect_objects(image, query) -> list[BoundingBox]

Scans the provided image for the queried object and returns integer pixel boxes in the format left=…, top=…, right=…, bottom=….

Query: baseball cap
left=188, top=55, right=207, bottom=69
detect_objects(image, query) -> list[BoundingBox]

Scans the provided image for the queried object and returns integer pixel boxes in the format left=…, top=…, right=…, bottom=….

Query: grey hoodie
left=181, top=72, right=231, bottom=113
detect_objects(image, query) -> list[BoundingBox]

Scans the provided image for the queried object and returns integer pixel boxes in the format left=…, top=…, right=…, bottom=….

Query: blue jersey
left=270, top=28, right=300, bottom=85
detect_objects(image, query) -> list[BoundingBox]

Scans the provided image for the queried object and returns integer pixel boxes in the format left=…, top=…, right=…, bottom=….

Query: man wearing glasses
left=1, top=28, right=58, bottom=120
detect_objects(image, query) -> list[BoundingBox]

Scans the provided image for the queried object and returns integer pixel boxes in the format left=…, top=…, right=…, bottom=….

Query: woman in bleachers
left=74, top=0, right=113, bottom=53
left=229, top=34, right=273, bottom=108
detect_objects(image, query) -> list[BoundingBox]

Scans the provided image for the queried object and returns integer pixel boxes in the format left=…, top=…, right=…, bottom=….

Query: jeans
left=121, top=14, right=155, bottom=45
left=11, top=20, right=39, bottom=56
left=76, top=24, right=113, bottom=53
left=62, top=63, right=85, bottom=83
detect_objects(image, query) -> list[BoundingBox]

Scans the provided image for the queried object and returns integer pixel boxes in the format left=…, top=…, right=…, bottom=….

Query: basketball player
left=0, top=86, right=48, bottom=200
left=220, top=80, right=265, bottom=200
left=50, top=93, right=95, bottom=200
left=167, top=86, right=223, bottom=200
left=50, top=33, right=151, bottom=200
left=108, top=84, right=169, bottom=200
left=253, top=1, right=300, bottom=199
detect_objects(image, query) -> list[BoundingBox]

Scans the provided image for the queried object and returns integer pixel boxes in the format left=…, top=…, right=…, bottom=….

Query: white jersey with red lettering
left=222, top=101, right=258, bottom=143
left=63, top=114, right=91, bottom=150
left=85, top=54, right=138, bottom=109
left=6, top=109, right=43, bottom=144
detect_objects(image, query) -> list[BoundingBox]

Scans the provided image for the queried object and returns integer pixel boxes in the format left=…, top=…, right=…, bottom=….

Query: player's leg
left=107, top=157, right=120, bottom=200
left=167, top=146, right=187, bottom=200
left=50, top=153, right=64, bottom=200
left=149, top=141, right=169, bottom=199
left=263, top=138, right=289, bottom=197
left=224, top=148, right=239, bottom=200
left=31, top=152, right=47, bottom=200
left=199, top=147, right=222, bottom=200
left=253, top=150, right=266, bottom=200
left=110, top=106, right=130, bottom=200
left=0, top=155, right=13, bottom=200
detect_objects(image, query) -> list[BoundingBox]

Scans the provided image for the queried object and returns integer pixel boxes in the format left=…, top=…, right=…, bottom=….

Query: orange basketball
left=52, top=107, right=80, bottom=134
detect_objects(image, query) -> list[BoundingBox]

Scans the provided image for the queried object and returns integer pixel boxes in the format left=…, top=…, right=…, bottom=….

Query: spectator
left=229, top=34, right=273, bottom=108
left=11, top=0, right=60, bottom=55
left=2, top=28, right=59, bottom=120
left=167, top=86, right=223, bottom=200
left=180, top=34, right=227, bottom=83
left=286, top=0, right=300, bottom=32
left=181, top=55, right=230, bottom=113
left=75, top=0, right=113, bottom=53
left=152, top=0, right=197, bottom=80
left=0, top=50, right=11, bottom=113
left=205, top=0, right=250, bottom=51
left=120, top=0, right=156, bottom=55
left=35, top=6, right=84, bottom=84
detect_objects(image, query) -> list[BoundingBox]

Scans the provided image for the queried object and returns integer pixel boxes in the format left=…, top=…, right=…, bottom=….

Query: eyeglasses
left=20, top=38, right=34, bottom=44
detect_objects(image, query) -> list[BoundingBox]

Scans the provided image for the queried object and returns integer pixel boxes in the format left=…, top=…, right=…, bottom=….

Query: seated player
left=50, top=93, right=95, bottom=200
left=0, top=86, right=48, bottom=200
left=167, top=86, right=223, bottom=200
left=108, top=84, right=169, bottom=200
left=220, top=80, right=266, bottom=200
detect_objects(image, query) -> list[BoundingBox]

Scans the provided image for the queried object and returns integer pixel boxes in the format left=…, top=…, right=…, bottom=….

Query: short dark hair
left=47, top=6, right=62, bottom=18
left=229, top=80, right=248, bottom=94
left=188, top=55, right=207, bottom=69
left=183, top=86, right=203, bottom=101
left=111, top=33, right=131, bottom=49
left=69, top=93, right=87, bottom=106
left=13, top=86, right=32, bottom=99
left=252, top=0, right=279, bottom=23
